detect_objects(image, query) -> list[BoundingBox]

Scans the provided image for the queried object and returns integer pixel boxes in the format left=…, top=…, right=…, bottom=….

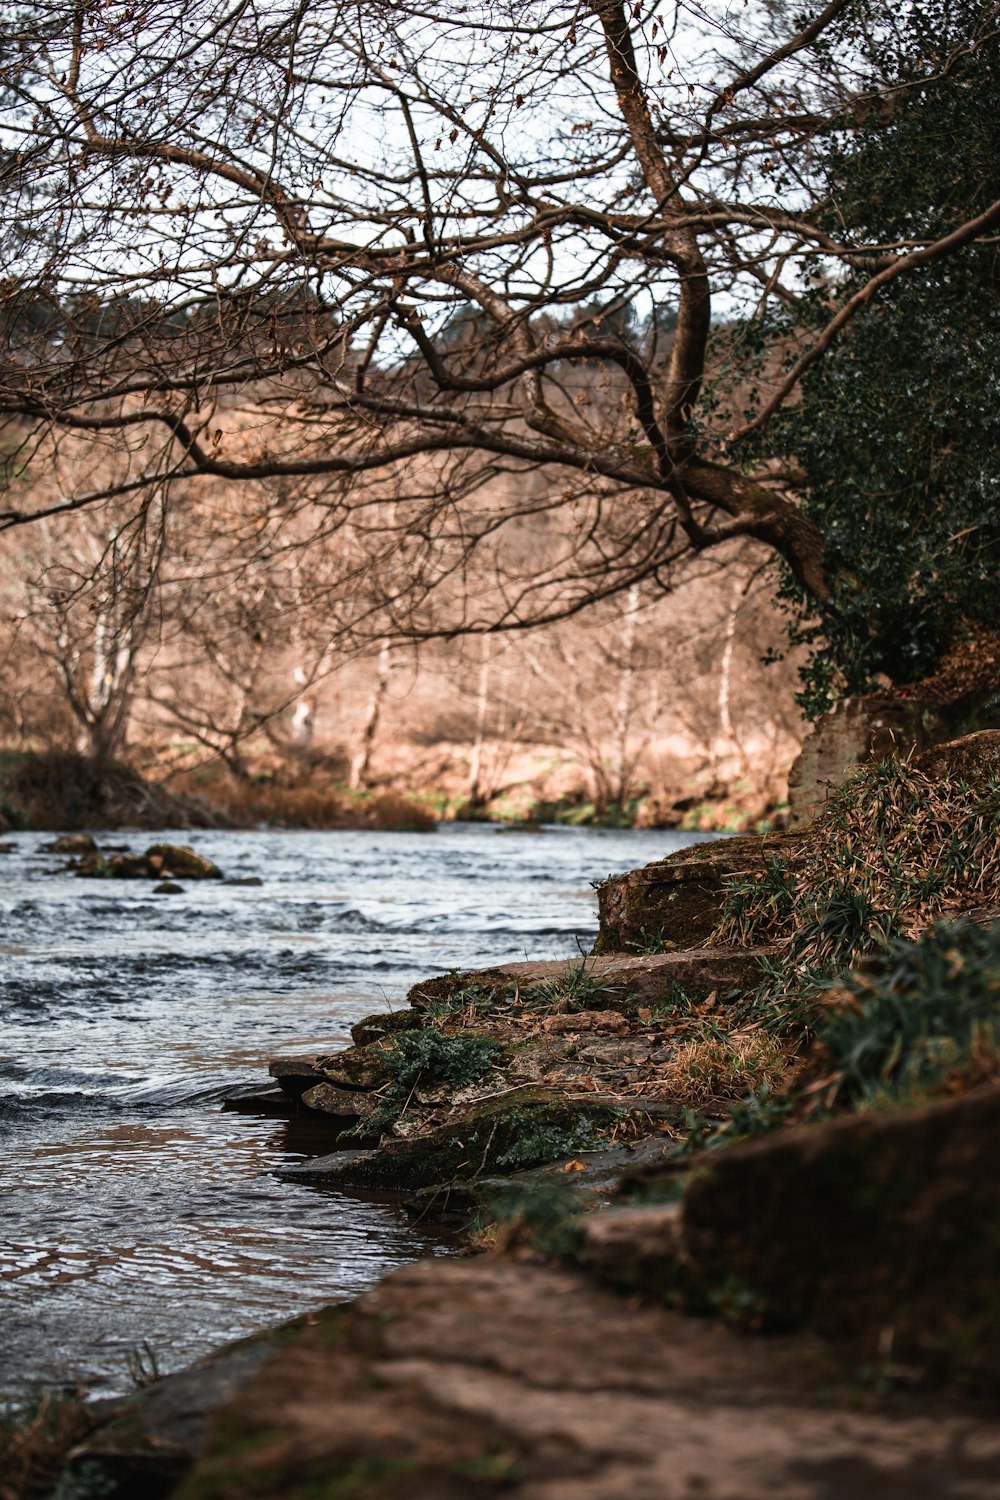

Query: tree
left=758, top=0, right=1000, bottom=712
left=1, top=0, right=997, bottom=694
left=139, top=488, right=347, bottom=775
left=4, top=496, right=166, bottom=760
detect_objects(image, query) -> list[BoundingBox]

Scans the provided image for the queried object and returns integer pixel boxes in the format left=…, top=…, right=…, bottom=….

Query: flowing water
left=0, top=821, right=714, bottom=1401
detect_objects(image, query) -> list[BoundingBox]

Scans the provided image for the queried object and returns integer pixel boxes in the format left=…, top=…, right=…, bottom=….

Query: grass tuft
left=815, top=919, right=1000, bottom=1112
left=0, top=1394, right=92, bottom=1500
left=713, top=756, right=1000, bottom=994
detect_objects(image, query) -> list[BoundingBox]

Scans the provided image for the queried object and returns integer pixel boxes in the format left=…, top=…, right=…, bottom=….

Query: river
left=0, top=821, right=714, bottom=1402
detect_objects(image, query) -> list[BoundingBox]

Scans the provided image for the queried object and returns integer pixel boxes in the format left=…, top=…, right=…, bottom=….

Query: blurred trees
left=1, top=497, right=166, bottom=760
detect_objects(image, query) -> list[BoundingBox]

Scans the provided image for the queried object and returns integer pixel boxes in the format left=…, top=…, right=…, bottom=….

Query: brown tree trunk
left=350, top=641, right=391, bottom=789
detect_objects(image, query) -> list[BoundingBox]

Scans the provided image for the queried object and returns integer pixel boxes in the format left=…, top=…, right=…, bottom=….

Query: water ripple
left=0, top=821, right=718, bottom=1398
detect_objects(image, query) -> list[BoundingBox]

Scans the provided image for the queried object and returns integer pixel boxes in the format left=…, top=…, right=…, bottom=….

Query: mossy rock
left=351, top=1008, right=423, bottom=1047
left=407, top=950, right=771, bottom=1019
left=914, top=727, right=1000, bottom=783
left=406, top=969, right=514, bottom=1012
left=278, top=1088, right=615, bottom=1192
left=145, top=843, right=223, bottom=879
left=681, top=1083, right=1000, bottom=1386
left=594, top=830, right=809, bottom=953
left=46, top=832, right=98, bottom=854
left=314, top=1043, right=395, bottom=1092
left=300, top=1082, right=366, bottom=1118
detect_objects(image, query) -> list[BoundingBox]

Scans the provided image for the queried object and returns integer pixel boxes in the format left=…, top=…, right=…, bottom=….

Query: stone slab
left=408, top=947, right=773, bottom=1012
left=170, top=1259, right=1000, bottom=1499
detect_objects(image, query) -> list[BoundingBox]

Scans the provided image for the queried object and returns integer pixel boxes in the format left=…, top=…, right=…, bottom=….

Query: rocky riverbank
left=30, top=731, right=1000, bottom=1498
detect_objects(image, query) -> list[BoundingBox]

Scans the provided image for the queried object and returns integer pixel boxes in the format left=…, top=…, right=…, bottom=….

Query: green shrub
left=495, top=1114, right=597, bottom=1170
left=349, top=1028, right=504, bottom=1142
left=383, top=1029, right=501, bottom=1095
left=697, top=920, right=1000, bottom=1158
left=817, top=920, right=1000, bottom=1111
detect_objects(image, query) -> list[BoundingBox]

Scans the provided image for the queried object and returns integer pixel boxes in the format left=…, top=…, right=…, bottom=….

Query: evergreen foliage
left=760, top=0, right=1000, bottom=712
left=819, top=919, right=1000, bottom=1110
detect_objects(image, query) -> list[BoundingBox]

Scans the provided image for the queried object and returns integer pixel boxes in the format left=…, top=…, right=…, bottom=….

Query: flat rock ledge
left=406, top=946, right=769, bottom=1010
left=246, top=946, right=776, bottom=1196
left=581, top=1081, right=1000, bottom=1384
left=69, top=1258, right=1000, bottom=1500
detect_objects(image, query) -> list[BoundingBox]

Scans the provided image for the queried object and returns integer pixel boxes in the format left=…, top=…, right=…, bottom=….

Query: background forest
left=1, top=0, right=997, bottom=828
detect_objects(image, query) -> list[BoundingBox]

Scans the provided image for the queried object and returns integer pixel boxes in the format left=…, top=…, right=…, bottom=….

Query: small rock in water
left=76, top=852, right=147, bottom=879
left=44, top=833, right=97, bottom=855
left=153, top=881, right=185, bottom=895
left=0, top=841, right=15, bottom=854
left=145, top=844, right=223, bottom=880
left=73, top=842, right=224, bottom=880
left=223, top=876, right=263, bottom=887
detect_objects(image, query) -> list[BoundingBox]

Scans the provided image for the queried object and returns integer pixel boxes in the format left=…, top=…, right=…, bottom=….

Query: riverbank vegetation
left=0, top=1394, right=92, bottom=1500
left=261, top=744, right=1000, bottom=1194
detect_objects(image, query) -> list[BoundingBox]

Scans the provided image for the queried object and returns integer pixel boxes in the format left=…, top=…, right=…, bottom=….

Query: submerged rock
left=76, top=852, right=148, bottom=879
left=153, top=881, right=184, bottom=895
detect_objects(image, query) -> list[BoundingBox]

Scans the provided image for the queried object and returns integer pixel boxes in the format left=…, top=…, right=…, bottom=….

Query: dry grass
left=369, top=790, right=438, bottom=832
left=0, top=1394, right=92, bottom=1500
left=713, top=756, right=1000, bottom=980
left=665, top=1030, right=788, bottom=1110
left=184, top=774, right=437, bottom=832
left=193, top=778, right=366, bottom=829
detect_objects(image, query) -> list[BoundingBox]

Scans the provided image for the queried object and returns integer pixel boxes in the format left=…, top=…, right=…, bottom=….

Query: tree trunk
left=610, top=584, right=640, bottom=808
left=467, top=643, right=492, bottom=807
left=350, top=641, right=391, bottom=789
left=712, top=573, right=745, bottom=786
